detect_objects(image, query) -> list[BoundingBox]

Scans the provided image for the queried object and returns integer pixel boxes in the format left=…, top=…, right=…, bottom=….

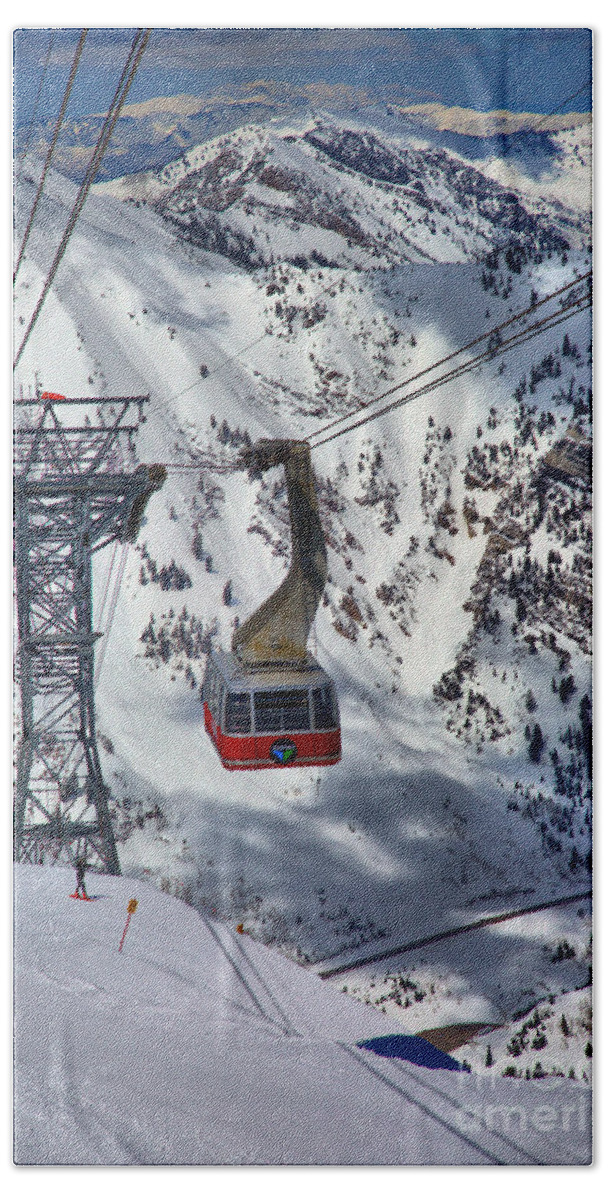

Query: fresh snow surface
left=13, top=865, right=590, bottom=1165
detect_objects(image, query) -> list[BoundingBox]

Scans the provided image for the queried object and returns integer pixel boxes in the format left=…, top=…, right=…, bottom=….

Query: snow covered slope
left=94, top=117, right=583, bottom=269
left=13, top=114, right=592, bottom=1085
left=13, top=865, right=590, bottom=1165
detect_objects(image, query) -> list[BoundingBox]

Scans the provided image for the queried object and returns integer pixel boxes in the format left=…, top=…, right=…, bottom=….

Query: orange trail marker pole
left=118, top=898, right=138, bottom=952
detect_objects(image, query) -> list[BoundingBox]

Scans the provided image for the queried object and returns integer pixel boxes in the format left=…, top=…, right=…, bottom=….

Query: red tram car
left=203, top=649, right=341, bottom=770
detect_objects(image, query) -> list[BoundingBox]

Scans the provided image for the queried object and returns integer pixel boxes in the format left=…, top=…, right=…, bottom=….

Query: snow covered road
left=14, top=865, right=590, bottom=1164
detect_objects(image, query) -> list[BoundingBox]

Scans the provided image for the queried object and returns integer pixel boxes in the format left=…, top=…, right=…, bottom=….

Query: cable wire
left=95, top=539, right=120, bottom=630
left=529, top=83, right=591, bottom=130
left=162, top=267, right=367, bottom=412
left=152, top=294, right=590, bottom=469
left=151, top=79, right=590, bottom=417
left=307, top=272, right=591, bottom=445
left=309, top=293, right=591, bottom=449
left=14, top=29, right=88, bottom=282
left=140, top=283, right=591, bottom=469
left=143, top=273, right=590, bottom=470
left=94, top=541, right=129, bottom=685
left=16, top=30, right=57, bottom=168
left=14, top=28, right=151, bottom=370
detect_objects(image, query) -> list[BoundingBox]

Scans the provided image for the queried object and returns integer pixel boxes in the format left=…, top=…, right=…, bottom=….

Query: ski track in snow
left=13, top=866, right=591, bottom=1165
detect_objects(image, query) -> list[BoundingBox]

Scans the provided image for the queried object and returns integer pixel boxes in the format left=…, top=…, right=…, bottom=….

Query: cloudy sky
left=13, top=27, right=592, bottom=131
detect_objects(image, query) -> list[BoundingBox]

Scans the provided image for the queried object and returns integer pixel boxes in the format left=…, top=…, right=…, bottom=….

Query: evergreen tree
left=528, top=723, right=544, bottom=763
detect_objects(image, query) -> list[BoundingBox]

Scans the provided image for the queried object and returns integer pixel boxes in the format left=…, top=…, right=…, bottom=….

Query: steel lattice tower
left=14, top=392, right=165, bottom=873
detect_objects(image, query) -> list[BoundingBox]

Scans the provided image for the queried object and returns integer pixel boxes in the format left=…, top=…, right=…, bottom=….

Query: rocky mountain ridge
left=96, top=119, right=585, bottom=273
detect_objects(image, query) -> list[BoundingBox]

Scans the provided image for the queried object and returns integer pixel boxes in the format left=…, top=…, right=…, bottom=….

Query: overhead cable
left=94, top=541, right=129, bottom=685
left=14, top=29, right=88, bottom=282
left=14, top=28, right=151, bottom=370
left=146, top=80, right=593, bottom=415
left=308, top=271, right=591, bottom=445
left=17, top=30, right=57, bottom=168
left=157, top=280, right=590, bottom=469
left=146, top=272, right=591, bottom=471
left=309, top=292, right=591, bottom=449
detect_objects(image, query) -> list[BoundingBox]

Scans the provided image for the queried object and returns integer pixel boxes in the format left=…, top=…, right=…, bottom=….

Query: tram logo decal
left=270, top=739, right=298, bottom=765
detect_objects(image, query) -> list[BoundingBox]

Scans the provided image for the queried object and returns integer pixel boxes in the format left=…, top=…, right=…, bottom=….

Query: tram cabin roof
left=209, top=649, right=333, bottom=692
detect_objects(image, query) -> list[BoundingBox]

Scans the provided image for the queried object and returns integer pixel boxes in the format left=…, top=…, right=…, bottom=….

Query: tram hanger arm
left=233, top=439, right=327, bottom=668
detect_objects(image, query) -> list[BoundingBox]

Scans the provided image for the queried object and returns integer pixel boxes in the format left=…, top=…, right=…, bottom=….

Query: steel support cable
left=309, top=294, right=591, bottom=450
left=154, top=294, right=589, bottom=471
left=474, top=297, right=592, bottom=354
left=14, top=29, right=88, bottom=282
left=94, top=541, right=129, bottom=685
left=528, top=83, right=591, bottom=129
left=16, top=30, right=57, bottom=168
left=148, top=268, right=587, bottom=437
left=149, top=282, right=590, bottom=471
left=308, top=299, right=586, bottom=453
left=160, top=265, right=375, bottom=416
left=14, top=28, right=149, bottom=363
left=308, top=271, right=592, bottom=444
left=308, top=302, right=589, bottom=454
left=160, top=456, right=243, bottom=473
left=95, top=539, right=120, bottom=630
left=14, top=28, right=151, bottom=370
left=310, top=298, right=591, bottom=450
left=154, top=273, right=591, bottom=468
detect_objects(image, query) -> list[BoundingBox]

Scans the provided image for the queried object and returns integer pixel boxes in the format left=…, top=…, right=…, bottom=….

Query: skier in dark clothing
left=74, top=857, right=89, bottom=899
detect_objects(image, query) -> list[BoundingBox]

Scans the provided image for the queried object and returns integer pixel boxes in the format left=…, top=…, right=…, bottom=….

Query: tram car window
left=225, top=692, right=252, bottom=734
left=312, top=685, right=337, bottom=730
left=254, top=689, right=310, bottom=733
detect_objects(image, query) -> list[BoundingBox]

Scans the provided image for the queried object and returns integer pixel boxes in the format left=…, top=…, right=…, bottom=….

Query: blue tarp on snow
left=357, top=1034, right=468, bottom=1071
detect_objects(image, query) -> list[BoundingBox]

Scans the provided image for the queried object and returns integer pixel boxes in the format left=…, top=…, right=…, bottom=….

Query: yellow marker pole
left=118, top=898, right=138, bottom=952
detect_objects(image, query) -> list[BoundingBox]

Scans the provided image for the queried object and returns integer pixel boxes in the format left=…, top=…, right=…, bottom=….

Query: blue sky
left=14, top=27, right=592, bottom=130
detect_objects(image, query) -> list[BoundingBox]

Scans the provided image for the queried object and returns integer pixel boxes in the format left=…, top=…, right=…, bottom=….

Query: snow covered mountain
left=95, top=117, right=586, bottom=270
left=14, top=113, right=592, bottom=1083
left=15, top=83, right=591, bottom=216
